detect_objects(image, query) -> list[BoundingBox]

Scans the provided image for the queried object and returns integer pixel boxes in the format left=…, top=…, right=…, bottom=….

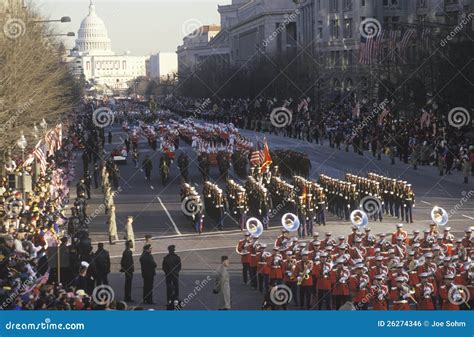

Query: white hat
left=81, top=261, right=90, bottom=268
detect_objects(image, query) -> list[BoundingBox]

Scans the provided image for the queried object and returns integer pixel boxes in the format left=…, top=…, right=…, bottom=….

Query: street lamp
left=33, top=16, right=71, bottom=24
left=46, top=32, right=75, bottom=37
left=17, top=132, right=27, bottom=197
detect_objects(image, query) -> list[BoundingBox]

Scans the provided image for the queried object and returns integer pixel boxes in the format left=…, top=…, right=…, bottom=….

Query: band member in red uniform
left=283, top=251, right=298, bottom=306
left=347, top=226, right=359, bottom=246
left=332, top=259, right=350, bottom=309
left=248, top=238, right=259, bottom=289
left=389, top=276, right=414, bottom=310
left=371, top=274, right=389, bottom=310
left=257, top=243, right=269, bottom=293
left=349, top=263, right=370, bottom=310
left=391, top=224, right=408, bottom=245
left=236, top=231, right=251, bottom=284
left=415, top=273, right=436, bottom=310
left=315, top=252, right=333, bottom=310
left=297, top=251, right=314, bottom=309
left=274, top=229, right=289, bottom=250
left=268, top=247, right=283, bottom=284
left=439, top=274, right=462, bottom=310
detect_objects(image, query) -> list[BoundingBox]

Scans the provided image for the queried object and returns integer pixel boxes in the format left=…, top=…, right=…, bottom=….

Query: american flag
left=250, top=142, right=264, bottom=167
left=399, top=28, right=416, bottom=61
left=55, top=124, right=63, bottom=150
left=33, top=140, right=47, bottom=175
left=260, top=138, right=272, bottom=173
left=421, top=27, right=431, bottom=51
left=389, top=30, right=399, bottom=61
left=359, top=31, right=384, bottom=65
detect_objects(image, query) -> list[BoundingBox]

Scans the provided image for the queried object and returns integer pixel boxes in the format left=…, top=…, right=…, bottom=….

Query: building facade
left=149, top=52, right=178, bottom=80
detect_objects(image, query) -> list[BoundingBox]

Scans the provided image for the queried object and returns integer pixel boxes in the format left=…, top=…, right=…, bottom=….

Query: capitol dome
left=75, top=0, right=114, bottom=56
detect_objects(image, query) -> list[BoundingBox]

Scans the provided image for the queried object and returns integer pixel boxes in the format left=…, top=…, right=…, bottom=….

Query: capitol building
left=66, top=1, right=147, bottom=92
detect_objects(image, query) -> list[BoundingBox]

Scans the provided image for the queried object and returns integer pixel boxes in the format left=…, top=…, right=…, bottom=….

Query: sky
left=35, top=0, right=231, bottom=55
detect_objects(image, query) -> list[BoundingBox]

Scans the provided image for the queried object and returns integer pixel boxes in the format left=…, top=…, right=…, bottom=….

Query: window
left=330, top=19, right=340, bottom=39
left=383, top=0, right=388, bottom=6
left=360, top=0, right=366, bottom=6
left=343, top=18, right=353, bottom=38
left=417, top=0, right=427, bottom=7
left=329, top=0, right=338, bottom=12
left=344, top=0, right=352, bottom=10
left=318, top=20, right=323, bottom=39
left=316, top=0, right=321, bottom=11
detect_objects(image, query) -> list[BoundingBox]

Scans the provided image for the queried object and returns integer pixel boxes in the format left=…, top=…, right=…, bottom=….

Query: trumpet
left=401, top=284, right=418, bottom=304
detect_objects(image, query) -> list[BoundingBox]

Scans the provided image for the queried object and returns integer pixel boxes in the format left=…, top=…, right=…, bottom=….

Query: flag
left=375, top=30, right=385, bottom=61
left=352, top=101, right=360, bottom=118
left=260, top=138, right=272, bottom=173
left=55, top=124, right=63, bottom=150
left=420, top=109, right=431, bottom=128
left=33, top=140, right=47, bottom=175
left=297, top=98, right=309, bottom=113
left=399, top=28, right=416, bottom=62
left=250, top=143, right=262, bottom=167
left=378, top=107, right=390, bottom=125
left=389, top=30, right=399, bottom=61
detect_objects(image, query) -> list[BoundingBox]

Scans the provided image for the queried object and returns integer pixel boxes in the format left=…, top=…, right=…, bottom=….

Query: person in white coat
left=214, top=256, right=231, bottom=310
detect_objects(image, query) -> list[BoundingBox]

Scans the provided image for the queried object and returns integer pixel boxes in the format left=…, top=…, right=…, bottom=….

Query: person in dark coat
left=76, top=179, right=86, bottom=198
left=120, top=240, right=134, bottom=302
left=140, top=244, right=156, bottom=304
left=142, top=155, right=153, bottom=181
left=94, top=243, right=111, bottom=285
left=162, top=245, right=182, bottom=302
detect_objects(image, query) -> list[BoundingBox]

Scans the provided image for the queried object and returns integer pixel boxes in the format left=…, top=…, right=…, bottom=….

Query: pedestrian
left=84, top=173, right=92, bottom=200
left=140, top=244, right=157, bottom=305
left=132, top=148, right=140, bottom=169
left=438, top=155, right=445, bottom=176
left=94, top=243, right=111, bottom=285
left=108, top=205, right=118, bottom=245
left=108, top=130, right=112, bottom=144
left=120, top=240, right=134, bottom=302
left=76, top=178, right=86, bottom=198
left=162, top=245, right=182, bottom=303
left=93, top=163, right=100, bottom=189
left=462, top=157, right=470, bottom=184
left=142, top=155, right=153, bottom=181
left=124, top=216, right=135, bottom=252
left=214, top=255, right=231, bottom=310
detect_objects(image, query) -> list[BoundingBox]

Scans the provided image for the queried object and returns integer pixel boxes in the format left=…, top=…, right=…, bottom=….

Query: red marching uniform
left=371, top=284, right=389, bottom=310
left=415, top=282, right=436, bottom=310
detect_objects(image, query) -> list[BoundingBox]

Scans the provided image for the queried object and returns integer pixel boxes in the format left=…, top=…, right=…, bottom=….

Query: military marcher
left=94, top=243, right=111, bottom=285
left=140, top=244, right=157, bottom=305
left=108, top=205, right=118, bottom=245
left=142, top=155, right=153, bottom=181
left=214, top=255, right=231, bottom=310
left=124, top=216, right=135, bottom=251
left=120, top=240, right=134, bottom=302
left=162, top=245, right=182, bottom=303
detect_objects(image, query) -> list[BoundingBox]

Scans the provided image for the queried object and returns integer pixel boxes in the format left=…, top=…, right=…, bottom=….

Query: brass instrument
left=431, top=206, right=449, bottom=227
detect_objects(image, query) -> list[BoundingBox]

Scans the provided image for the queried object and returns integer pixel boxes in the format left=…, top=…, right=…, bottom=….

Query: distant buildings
left=65, top=1, right=147, bottom=92
left=149, top=52, right=178, bottom=80
left=177, top=0, right=474, bottom=98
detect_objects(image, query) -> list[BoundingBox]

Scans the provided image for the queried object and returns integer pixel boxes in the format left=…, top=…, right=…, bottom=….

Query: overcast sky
left=36, top=0, right=231, bottom=55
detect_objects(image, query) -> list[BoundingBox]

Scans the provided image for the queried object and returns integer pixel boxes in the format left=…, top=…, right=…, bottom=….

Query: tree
left=0, top=2, right=80, bottom=172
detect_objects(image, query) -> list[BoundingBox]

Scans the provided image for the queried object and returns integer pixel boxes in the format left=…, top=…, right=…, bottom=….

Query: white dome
left=75, top=1, right=114, bottom=56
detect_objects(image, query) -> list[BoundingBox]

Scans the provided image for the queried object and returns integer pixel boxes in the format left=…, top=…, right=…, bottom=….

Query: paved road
left=74, top=122, right=473, bottom=310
